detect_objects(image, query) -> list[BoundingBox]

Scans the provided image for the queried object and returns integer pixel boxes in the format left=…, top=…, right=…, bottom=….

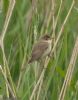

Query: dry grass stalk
left=58, top=36, right=78, bottom=100
left=0, top=65, right=16, bottom=99
left=0, top=0, right=16, bottom=98
left=1, top=0, right=16, bottom=41
left=29, top=57, right=49, bottom=100
left=51, top=0, right=75, bottom=55
left=36, top=78, right=43, bottom=100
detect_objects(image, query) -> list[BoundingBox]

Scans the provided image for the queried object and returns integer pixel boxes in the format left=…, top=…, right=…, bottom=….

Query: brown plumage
left=28, top=34, right=52, bottom=63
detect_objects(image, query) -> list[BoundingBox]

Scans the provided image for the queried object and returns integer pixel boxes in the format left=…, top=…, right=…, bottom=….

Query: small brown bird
left=28, top=34, right=52, bottom=63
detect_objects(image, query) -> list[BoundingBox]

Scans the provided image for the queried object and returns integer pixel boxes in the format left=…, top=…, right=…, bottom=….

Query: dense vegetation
left=0, top=0, right=78, bottom=100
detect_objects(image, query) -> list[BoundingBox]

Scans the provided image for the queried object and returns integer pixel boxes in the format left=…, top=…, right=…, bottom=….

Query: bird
left=28, top=34, right=53, bottom=63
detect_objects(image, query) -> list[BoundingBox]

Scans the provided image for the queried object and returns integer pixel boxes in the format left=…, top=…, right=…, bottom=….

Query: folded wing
left=29, top=41, right=48, bottom=63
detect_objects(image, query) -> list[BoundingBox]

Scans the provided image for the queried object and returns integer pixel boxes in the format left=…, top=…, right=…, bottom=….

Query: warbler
left=29, top=34, right=53, bottom=63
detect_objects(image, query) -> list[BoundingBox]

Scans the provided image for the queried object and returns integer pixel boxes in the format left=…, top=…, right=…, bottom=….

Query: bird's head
left=41, top=34, right=51, bottom=40
left=40, top=34, right=54, bottom=43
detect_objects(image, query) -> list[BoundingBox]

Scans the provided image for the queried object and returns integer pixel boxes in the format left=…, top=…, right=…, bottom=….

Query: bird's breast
left=42, top=42, right=51, bottom=57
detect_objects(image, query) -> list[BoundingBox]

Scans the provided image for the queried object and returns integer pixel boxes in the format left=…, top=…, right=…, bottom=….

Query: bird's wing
left=31, top=41, right=48, bottom=60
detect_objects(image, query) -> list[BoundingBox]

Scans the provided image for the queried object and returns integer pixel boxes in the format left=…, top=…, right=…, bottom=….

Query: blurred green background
left=0, top=0, right=78, bottom=100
